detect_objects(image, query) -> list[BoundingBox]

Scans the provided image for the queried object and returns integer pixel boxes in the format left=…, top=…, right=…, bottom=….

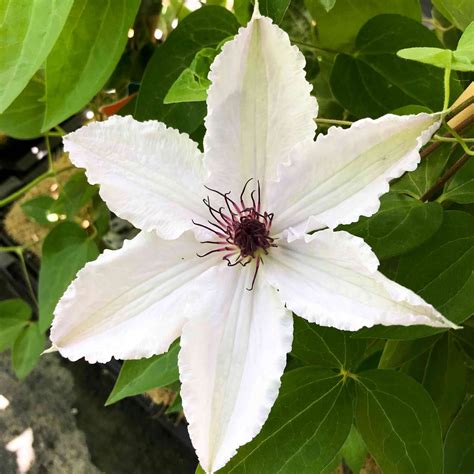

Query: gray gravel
left=0, top=351, right=196, bottom=474
left=0, top=351, right=99, bottom=474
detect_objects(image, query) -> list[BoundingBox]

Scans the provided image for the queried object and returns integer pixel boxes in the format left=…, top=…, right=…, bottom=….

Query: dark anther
left=194, top=180, right=277, bottom=290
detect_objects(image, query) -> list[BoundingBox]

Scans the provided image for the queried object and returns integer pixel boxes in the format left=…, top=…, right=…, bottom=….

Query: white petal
left=63, top=115, right=208, bottom=240
left=179, top=264, right=293, bottom=473
left=265, top=230, right=457, bottom=331
left=50, top=231, right=220, bottom=363
left=271, top=113, right=440, bottom=235
left=204, top=15, right=317, bottom=200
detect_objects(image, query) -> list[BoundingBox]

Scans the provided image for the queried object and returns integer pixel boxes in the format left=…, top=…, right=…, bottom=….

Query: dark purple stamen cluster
left=193, top=179, right=277, bottom=290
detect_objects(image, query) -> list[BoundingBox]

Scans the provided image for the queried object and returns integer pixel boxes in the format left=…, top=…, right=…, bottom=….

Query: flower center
left=193, top=179, right=277, bottom=290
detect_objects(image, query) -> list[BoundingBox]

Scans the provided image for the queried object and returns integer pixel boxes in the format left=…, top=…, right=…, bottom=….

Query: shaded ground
left=0, top=351, right=197, bottom=474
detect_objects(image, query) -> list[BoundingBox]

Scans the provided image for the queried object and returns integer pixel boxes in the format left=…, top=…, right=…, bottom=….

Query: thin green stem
left=0, top=246, right=22, bottom=253
left=315, top=117, right=353, bottom=127
left=0, top=170, right=54, bottom=207
left=432, top=135, right=474, bottom=143
left=444, top=122, right=474, bottom=156
left=422, top=17, right=456, bottom=32
left=0, top=246, right=38, bottom=308
left=421, top=114, right=474, bottom=159
left=0, top=165, right=74, bottom=208
left=443, top=66, right=451, bottom=111
left=54, top=125, right=67, bottom=135
left=17, top=249, right=38, bottom=308
left=45, top=135, right=54, bottom=171
left=291, top=39, right=339, bottom=55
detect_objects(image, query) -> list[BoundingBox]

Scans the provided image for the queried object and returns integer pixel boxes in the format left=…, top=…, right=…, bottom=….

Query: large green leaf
left=0, top=299, right=31, bottom=352
left=106, top=343, right=180, bottom=405
left=397, top=23, right=474, bottom=72
left=355, top=370, right=443, bottom=474
left=42, top=0, right=140, bottom=131
left=444, top=397, right=474, bottom=474
left=397, top=47, right=453, bottom=69
left=0, top=72, right=45, bottom=139
left=340, top=425, right=367, bottom=473
left=164, top=48, right=217, bottom=104
left=442, top=155, right=474, bottom=204
left=0, top=0, right=73, bottom=113
left=378, top=335, right=441, bottom=369
left=391, top=142, right=454, bottom=198
left=452, top=22, right=474, bottom=70
left=221, top=368, right=352, bottom=473
left=135, top=6, right=239, bottom=133
left=305, top=0, right=420, bottom=52
left=404, top=334, right=467, bottom=434
left=38, top=222, right=99, bottom=332
left=12, top=322, right=46, bottom=379
left=292, top=316, right=366, bottom=370
left=354, top=211, right=474, bottom=339
left=259, top=0, right=291, bottom=23
left=50, top=173, right=98, bottom=219
left=342, top=193, right=443, bottom=259
left=21, top=196, right=57, bottom=226
left=331, top=14, right=459, bottom=118
left=432, top=0, right=474, bottom=31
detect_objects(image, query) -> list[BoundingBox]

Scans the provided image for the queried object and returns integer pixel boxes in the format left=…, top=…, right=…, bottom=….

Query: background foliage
left=0, top=0, right=473, bottom=472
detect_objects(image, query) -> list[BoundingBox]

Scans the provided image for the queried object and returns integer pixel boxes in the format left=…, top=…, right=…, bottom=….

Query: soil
left=0, top=351, right=197, bottom=474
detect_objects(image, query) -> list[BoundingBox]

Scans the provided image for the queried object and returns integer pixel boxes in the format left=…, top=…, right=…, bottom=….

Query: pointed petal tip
left=252, top=0, right=262, bottom=19
left=42, top=344, right=59, bottom=355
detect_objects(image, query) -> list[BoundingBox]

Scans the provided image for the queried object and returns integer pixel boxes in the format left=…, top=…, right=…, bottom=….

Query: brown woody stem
left=420, top=150, right=473, bottom=202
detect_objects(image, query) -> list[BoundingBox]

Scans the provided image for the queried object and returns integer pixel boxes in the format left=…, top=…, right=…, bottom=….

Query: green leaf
left=233, top=0, right=252, bottom=25
left=165, top=391, right=183, bottom=415
left=442, top=155, right=474, bottom=203
left=305, top=0, right=420, bottom=52
left=330, top=14, right=459, bottom=118
left=340, top=425, right=367, bottom=474
left=292, top=316, right=366, bottom=370
left=354, top=211, right=474, bottom=339
left=164, top=69, right=209, bottom=104
left=391, top=142, right=454, bottom=198
left=444, top=397, right=474, bottom=474
left=316, top=0, right=337, bottom=12
left=135, top=6, right=239, bottom=133
left=259, top=0, right=291, bottom=23
left=196, top=465, right=206, bottom=474
left=0, top=0, right=74, bottom=113
left=12, top=322, right=45, bottom=379
left=92, top=196, right=111, bottom=238
left=42, top=0, right=140, bottom=131
left=0, top=299, right=31, bottom=352
left=432, top=0, right=474, bottom=31
left=164, top=48, right=217, bottom=104
left=397, top=24, right=474, bottom=71
left=404, top=334, right=467, bottom=434
left=106, top=343, right=179, bottom=405
left=454, top=21, right=474, bottom=63
left=38, top=222, right=99, bottom=332
left=342, top=193, right=443, bottom=259
left=221, top=368, right=352, bottom=474
left=355, top=370, right=443, bottom=474
left=21, top=196, right=56, bottom=226
left=452, top=320, right=474, bottom=365
left=0, top=72, right=45, bottom=139
left=378, top=335, right=441, bottom=369
left=51, top=173, right=98, bottom=218
left=397, top=47, right=453, bottom=69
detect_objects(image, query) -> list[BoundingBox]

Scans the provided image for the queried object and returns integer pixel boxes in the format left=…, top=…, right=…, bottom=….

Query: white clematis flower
left=50, top=7, right=457, bottom=474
